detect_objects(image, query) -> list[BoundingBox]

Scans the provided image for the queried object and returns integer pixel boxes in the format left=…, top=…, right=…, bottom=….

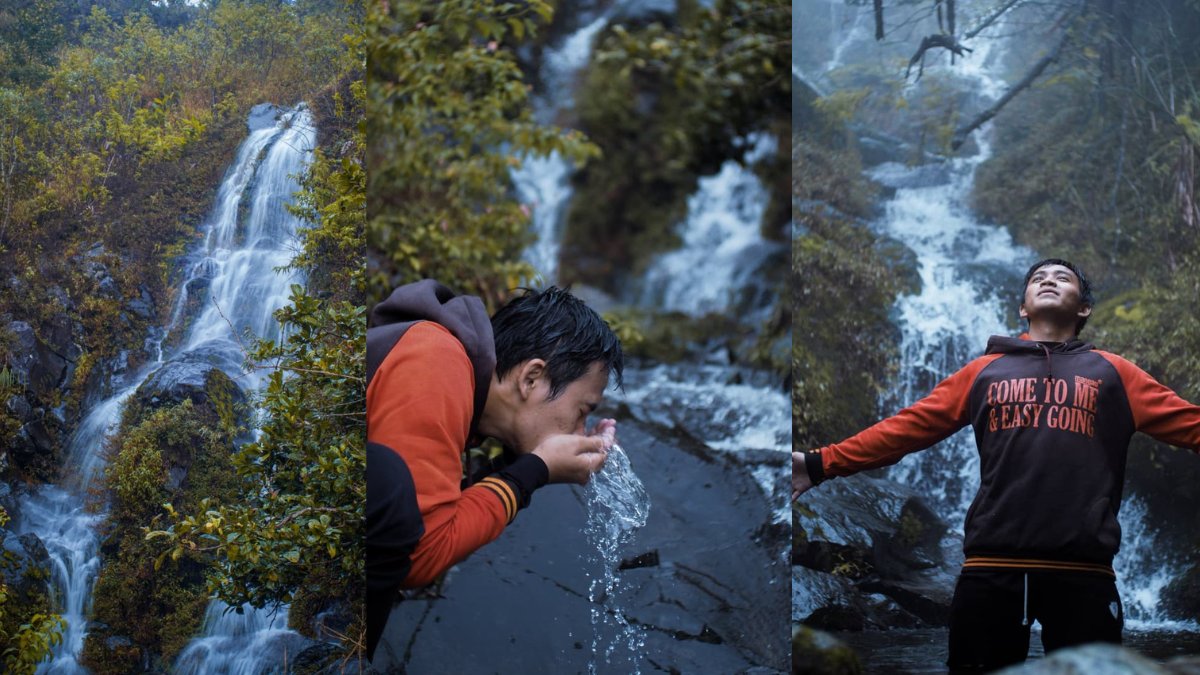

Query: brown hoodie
left=810, top=335, right=1200, bottom=574
left=366, top=280, right=547, bottom=594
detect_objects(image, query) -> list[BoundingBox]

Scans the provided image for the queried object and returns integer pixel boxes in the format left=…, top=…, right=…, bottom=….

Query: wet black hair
left=1021, top=258, right=1094, bottom=334
left=491, top=287, right=624, bottom=400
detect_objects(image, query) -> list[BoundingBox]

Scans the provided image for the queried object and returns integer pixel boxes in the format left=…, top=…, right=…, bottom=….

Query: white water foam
left=641, top=133, right=780, bottom=316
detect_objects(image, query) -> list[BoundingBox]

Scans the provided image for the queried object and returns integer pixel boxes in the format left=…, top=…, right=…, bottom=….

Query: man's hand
left=588, top=418, right=617, bottom=450
left=533, top=434, right=609, bottom=485
left=792, top=451, right=813, bottom=500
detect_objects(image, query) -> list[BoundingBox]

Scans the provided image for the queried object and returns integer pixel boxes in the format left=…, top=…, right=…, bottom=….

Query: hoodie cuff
left=805, top=450, right=827, bottom=486
left=496, top=453, right=550, bottom=510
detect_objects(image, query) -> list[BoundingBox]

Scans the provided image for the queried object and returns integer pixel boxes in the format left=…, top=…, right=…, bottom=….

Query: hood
left=985, top=335, right=1094, bottom=356
left=368, top=280, right=496, bottom=429
left=985, top=334, right=1093, bottom=382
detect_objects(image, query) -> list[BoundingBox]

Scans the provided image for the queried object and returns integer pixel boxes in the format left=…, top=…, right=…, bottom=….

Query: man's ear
left=1078, top=304, right=1093, bottom=319
left=514, top=359, right=547, bottom=401
left=1018, top=303, right=1028, bottom=320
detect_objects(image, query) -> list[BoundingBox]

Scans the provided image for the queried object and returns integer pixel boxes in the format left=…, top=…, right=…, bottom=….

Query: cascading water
left=15, top=103, right=315, bottom=674
left=514, top=15, right=609, bottom=283
left=803, top=0, right=1190, bottom=635
left=170, top=103, right=316, bottom=673
left=640, top=133, right=781, bottom=316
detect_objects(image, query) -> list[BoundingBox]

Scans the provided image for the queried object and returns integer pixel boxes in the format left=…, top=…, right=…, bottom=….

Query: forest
left=0, top=0, right=364, bottom=671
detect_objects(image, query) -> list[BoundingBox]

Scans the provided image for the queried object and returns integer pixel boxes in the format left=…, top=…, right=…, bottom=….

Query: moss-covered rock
left=792, top=624, right=863, bottom=675
left=82, top=393, right=241, bottom=670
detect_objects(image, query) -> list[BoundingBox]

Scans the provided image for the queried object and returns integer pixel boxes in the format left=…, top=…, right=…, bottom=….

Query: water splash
left=584, top=443, right=650, bottom=674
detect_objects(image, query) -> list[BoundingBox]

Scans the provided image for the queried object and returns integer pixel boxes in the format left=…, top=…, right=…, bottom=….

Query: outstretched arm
left=802, top=353, right=1001, bottom=486
left=1098, top=351, right=1200, bottom=451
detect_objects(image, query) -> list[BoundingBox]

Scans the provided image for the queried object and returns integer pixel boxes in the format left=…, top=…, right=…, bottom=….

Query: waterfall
left=803, top=0, right=1189, bottom=631
left=515, top=15, right=608, bottom=283
left=640, top=133, right=781, bottom=316
left=15, top=104, right=315, bottom=674
left=171, top=103, right=317, bottom=671
left=172, top=602, right=306, bottom=675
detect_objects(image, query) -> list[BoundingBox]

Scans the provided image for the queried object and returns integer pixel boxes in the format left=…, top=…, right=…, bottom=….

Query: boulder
left=6, top=320, right=68, bottom=398
left=792, top=625, right=864, bottom=675
left=1160, top=562, right=1200, bottom=621
left=994, top=643, right=1170, bottom=674
left=134, top=355, right=246, bottom=413
left=794, top=474, right=963, bottom=628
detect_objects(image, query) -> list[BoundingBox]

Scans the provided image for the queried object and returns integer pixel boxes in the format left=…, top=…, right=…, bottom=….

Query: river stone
left=994, top=643, right=1171, bottom=674
left=375, top=417, right=789, bottom=673
left=792, top=625, right=864, bottom=675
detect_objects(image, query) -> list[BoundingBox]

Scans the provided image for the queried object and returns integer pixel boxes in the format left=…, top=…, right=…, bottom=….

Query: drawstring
left=1022, top=573, right=1029, bottom=626
left=1038, top=342, right=1053, bottom=381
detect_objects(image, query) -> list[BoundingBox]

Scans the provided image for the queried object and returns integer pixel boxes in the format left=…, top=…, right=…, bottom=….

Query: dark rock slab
left=134, top=353, right=246, bottom=412
left=371, top=420, right=789, bottom=673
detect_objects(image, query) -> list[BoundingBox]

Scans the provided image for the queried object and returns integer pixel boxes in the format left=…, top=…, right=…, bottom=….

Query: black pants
left=947, top=569, right=1123, bottom=672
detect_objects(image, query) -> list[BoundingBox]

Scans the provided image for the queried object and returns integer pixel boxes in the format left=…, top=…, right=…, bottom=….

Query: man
left=365, top=280, right=624, bottom=661
left=793, top=259, right=1200, bottom=671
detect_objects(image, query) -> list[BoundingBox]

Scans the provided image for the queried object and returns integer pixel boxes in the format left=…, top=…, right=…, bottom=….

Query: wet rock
left=127, top=285, right=155, bottom=320
left=134, top=355, right=246, bottom=412
left=792, top=625, right=863, bottom=675
left=1160, top=562, right=1200, bottom=620
left=376, top=418, right=789, bottom=673
left=7, top=320, right=68, bottom=397
left=292, top=642, right=362, bottom=675
left=611, top=0, right=677, bottom=27
left=794, top=475, right=962, bottom=628
left=247, top=103, right=284, bottom=131
left=0, top=530, right=52, bottom=610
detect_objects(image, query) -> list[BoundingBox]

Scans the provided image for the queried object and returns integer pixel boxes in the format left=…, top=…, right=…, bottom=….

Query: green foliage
left=565, top=0, right=789, bottom=288
left=85, top=395, right=240, bottom=667
left=290, top=73, right=366, bottom=302
left=150, top=288, right=366, bottom=646
left=367, top=0, right=599, bottom=309
left=0, top=507, right=64, bottom=674
left=793, top=124, right=918, bottom=449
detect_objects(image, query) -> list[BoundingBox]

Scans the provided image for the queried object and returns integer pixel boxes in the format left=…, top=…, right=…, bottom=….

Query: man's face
left=511, top=361, right=609, bottom=453
left=1019, top=263, right=1090, bottom=323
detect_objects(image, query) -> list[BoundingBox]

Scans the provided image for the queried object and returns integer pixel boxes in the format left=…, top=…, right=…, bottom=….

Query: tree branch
left=874, top=0, right=884, bottom=40
left=905, top=34, right=973, bottom=81
left=951, top=20, right=1070, bottom=150
left=963, top=0, right=1024, bottom=41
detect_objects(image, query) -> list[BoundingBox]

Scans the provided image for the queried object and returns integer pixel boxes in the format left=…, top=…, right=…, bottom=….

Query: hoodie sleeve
left=817, top=353, right=1002, bottom=479
left=367, top=321, right=542, bottom=588
left=1096, top=351, right=1200, bottom=452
